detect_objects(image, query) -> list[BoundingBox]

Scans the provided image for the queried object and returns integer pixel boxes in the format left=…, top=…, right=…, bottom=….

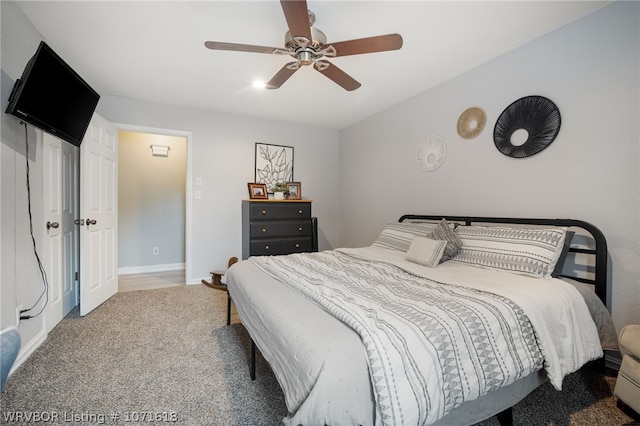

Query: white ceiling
left=16, top=1, right=609, bottom=130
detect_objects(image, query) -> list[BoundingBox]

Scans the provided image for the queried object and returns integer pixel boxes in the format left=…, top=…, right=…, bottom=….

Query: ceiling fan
left=204, top=0, right=403, bottom=91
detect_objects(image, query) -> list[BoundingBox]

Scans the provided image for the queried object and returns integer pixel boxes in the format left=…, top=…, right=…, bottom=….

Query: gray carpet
left=1, top=285, right=637, bottom=425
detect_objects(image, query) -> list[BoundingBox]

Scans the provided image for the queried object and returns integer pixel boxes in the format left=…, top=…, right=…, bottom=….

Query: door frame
left=114, top=123, right=193, bottom=284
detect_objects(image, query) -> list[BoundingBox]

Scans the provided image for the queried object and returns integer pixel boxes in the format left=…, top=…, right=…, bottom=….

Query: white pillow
left=372, top=222, right=438, bottom=252
left=405, top=237, right=447, bottom=268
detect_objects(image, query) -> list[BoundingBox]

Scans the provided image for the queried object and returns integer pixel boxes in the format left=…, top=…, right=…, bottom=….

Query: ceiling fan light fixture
left=297, top=49, right=314, bottom=66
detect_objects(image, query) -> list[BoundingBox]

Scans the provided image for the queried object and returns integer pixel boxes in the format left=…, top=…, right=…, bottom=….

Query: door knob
left=46, top=221, right=59, bottom=230
left=86, top=219, right=97, bottom=226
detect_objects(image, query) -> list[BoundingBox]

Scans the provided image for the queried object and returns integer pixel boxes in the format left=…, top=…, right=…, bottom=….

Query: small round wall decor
left=416, top=135, right=446, bottom=172
left=493, top=95, right=561, bottom=158
left=457, top=107, right=486, bottom=139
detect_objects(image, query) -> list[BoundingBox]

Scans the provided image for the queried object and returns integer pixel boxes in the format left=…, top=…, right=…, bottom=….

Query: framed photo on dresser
left=286, top=182, right=301, bottom=200
left=248, top=183, right=268, bottom=199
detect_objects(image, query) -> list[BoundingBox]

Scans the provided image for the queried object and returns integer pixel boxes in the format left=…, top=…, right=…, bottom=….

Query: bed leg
left=250, top=338, right=256, bottom=380
left=496, top=407, right=513, bottom=426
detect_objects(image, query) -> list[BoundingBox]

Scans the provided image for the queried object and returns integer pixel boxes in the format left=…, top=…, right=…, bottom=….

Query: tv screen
left=5, top=41, right=100, bottom=147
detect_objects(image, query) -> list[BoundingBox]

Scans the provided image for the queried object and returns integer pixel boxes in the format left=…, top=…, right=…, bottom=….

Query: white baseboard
left=118, top=263, right=185, bottom=275
left=10, top=328, right=47, bottom=377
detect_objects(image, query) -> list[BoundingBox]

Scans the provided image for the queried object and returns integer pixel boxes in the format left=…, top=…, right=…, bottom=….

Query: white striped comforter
left=251, top=250, right=553, bottom=426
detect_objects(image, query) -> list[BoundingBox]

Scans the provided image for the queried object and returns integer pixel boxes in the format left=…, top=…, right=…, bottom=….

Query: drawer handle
left=262, top=228, right=267, bottom=233
left=298, top=210, right=303, bottom=215
left=262, top=210, right=267, bottom=215
left=295, top=243, right=300, bottom=248
left=264, top=245, right=270, bottom=250
left=298, top=227, right=303, bottom=231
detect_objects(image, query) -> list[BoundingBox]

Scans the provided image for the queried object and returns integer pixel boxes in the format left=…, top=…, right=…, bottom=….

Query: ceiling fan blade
left=204, top=41, right=278, bottom=55
left=266, top=63, right=299, bottom=89
left=280, top=0, right=312, bottom=41
left=326, top=33, right=403, bottom=57
left=315, top=61, right=361, bottom=91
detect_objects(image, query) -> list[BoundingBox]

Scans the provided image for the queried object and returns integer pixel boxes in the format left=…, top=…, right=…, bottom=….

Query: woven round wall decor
left=493, top=95, right=561, bottom=158
left=457, top=107, right=486, bottom=139
left=416, top=135, right=446, bottom=172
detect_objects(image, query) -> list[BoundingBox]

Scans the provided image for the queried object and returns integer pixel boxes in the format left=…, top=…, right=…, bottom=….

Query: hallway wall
left=118, top=131, right=186, bottom=273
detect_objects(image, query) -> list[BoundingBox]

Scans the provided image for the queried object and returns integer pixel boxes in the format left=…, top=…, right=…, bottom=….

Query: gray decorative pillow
left=453, top=225, right=567, bottom=278
left=551, top=231, right=575, bottom=278
left=372, top=222, right=438, bottom=252
left=428, top=218, right=462, bottom=261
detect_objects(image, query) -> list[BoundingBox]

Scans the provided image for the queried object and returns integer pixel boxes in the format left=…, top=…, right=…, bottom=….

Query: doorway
left=44, top=113, right=120, bottom=322
left=116, top=126, right=191, bottom=291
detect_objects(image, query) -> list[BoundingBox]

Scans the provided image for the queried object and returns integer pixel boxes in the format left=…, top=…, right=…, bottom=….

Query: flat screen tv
left=5, top=41, right=100, bottom=147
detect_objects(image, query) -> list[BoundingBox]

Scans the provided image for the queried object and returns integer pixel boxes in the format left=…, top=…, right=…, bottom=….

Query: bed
left=225, top=215, right=617, bottom=426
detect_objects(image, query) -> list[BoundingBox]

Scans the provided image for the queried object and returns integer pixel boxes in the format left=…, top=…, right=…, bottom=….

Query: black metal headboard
left=398, top=215, right=608, bottom=307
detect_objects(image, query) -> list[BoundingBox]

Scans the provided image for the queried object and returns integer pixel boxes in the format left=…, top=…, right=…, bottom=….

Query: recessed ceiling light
left=252, top=80, right=266, bottom=89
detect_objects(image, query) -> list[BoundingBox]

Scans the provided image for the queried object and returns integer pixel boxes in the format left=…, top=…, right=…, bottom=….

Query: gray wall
left=338, top=1, right=639, bottom=334
left=118, top=131, right=186, bottom=271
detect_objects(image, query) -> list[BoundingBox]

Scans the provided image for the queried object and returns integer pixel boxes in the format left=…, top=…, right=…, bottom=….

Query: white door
left=44, top=133, right=79, bottom=331
left=43, top=133, right=63, bottom=328
left=79, top=114, right=118, bottom=316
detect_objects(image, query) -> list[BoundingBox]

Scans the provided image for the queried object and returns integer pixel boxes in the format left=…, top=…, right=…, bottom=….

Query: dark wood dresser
left=241, top=200, right=317, bottom=259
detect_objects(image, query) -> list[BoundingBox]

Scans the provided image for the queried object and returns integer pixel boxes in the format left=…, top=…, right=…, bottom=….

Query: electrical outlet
left=153, top=247, right=159, bottom=255
left=16, top=305, right=23, bottom=324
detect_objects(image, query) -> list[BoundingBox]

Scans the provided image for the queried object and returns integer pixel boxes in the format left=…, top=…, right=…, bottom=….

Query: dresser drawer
left=282, top=237, right=313, bottom=253
left=250, top=220, right=312, bottom=238
left=249, top=202, right=311, bottom=220
left=250, top=237, right=313, bottom=256
left=250, top=239, right=283, bottom=256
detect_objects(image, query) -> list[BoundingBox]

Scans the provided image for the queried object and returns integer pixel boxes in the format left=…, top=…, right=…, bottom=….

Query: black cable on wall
left=19, top=121, right=49, bottom=320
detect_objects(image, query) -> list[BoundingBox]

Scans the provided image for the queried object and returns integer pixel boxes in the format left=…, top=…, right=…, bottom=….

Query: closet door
left=79, top=113, right=118, bottom=316
left=44, top=133, right=79, bottom=331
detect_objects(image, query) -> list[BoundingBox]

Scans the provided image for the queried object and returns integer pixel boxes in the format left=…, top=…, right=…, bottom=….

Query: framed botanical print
left=255, top=143, right=294, bottom=190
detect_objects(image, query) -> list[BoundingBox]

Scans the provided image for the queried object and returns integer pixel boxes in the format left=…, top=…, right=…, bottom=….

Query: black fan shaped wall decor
left=493, top=95, right=561, bottom=158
